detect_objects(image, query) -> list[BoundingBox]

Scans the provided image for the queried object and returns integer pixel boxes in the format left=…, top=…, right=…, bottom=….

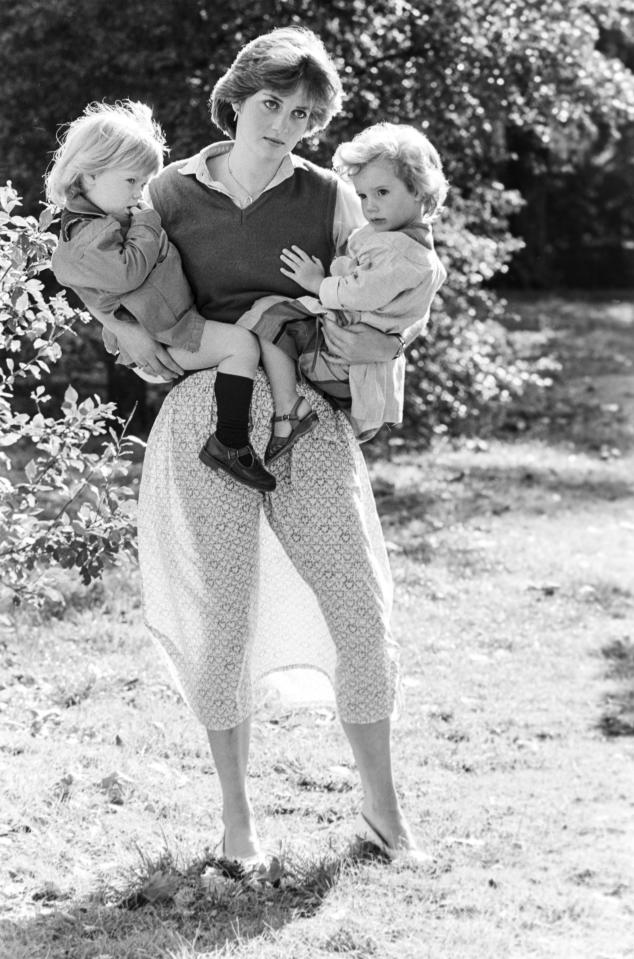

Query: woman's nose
left=271, top=110, right=290, bottom=133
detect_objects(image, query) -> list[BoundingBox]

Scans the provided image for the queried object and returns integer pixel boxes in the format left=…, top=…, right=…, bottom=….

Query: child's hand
left=280, top=246, right=325, bottom=295
left=129, top=200, right=151, bottom=215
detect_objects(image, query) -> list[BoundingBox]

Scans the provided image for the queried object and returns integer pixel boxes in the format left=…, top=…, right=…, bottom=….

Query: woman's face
left=233, top=87, right=312, bottom=158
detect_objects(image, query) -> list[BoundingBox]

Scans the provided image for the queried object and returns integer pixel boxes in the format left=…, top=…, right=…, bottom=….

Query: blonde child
left=241, top=122, right=448, bottom=447
left=46, top=100, right=275, bottom=492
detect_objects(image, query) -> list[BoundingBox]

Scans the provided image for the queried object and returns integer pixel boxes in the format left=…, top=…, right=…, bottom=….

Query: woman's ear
left=83, top=173, right=97, bottom=188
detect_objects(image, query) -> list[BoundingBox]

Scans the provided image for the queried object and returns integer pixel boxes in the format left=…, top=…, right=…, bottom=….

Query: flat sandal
left=265, top=397, right=319, bottom=465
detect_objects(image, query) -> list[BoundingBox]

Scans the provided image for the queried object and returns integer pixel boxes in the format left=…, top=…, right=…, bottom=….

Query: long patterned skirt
left=138, top=369, right=399, bottom=730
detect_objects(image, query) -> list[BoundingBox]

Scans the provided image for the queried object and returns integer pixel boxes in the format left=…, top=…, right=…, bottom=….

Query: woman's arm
left=321, top=318, right=407, bottom=364
left=322, top=311, right=429, bottom=364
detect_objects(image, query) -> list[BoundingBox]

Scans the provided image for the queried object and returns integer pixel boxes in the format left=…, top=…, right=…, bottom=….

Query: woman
left=105, top=26, right=427, bottom=864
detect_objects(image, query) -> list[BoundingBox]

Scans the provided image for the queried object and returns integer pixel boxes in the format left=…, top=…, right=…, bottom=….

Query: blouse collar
left=178, top=142, right=308, bottom=199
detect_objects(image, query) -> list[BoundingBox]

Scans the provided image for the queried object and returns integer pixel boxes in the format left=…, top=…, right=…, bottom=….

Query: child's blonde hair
left=333, top=122, right=449, bottom=220
left=45, top=100, right=166, bottom=207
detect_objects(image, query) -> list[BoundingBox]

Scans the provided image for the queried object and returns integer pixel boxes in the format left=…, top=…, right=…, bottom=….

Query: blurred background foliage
left=1, top=0, right=633, bottom=441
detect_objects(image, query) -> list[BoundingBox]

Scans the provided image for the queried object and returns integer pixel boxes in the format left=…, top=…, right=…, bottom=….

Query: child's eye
left=357, top=193, right=367, bottom=200
left=378, top=189, right=389, bottom=197
left=126, top=178, right=137, bottom=184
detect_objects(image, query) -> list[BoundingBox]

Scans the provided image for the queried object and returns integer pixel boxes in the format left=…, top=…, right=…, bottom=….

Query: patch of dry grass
left=1, top=294, right=634, bottom=958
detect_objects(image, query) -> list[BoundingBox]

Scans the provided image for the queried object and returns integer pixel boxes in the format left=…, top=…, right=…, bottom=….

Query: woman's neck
left=226, top=143, right=285, bottom=193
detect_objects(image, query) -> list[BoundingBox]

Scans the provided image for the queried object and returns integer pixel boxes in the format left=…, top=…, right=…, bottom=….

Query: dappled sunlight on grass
left=2, top=294, right=634, bottom=957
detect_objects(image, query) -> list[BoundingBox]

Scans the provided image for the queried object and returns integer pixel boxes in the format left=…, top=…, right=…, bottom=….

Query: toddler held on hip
left=45, top=99, right=275, bottom=493
left=248, top=122, right=448, bottom=444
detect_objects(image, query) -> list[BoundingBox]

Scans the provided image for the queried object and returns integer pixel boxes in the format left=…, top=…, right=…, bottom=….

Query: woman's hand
left=322, top=317, right=401, bottom=365
left=280, top=246, right=325, bottom=294
left=104, top=317, right=185, bottom=380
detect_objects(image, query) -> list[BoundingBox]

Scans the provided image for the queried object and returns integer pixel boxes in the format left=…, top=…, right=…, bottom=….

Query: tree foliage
left=0, top=0, right=632, bottom=443
left=0, top=186, right=140, bottom=607
left=2, top=0, right=633, bottom=207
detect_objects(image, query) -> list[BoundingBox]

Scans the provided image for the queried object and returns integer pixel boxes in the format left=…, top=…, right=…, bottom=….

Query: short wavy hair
left=210, top=27, right=343, bottom=138
left=45, top=100, right=166, bottom=207
left=333, top=122, right=449, bottom=220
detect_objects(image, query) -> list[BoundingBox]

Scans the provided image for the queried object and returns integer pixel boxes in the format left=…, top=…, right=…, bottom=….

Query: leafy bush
left=0, top=184, right=140, bottom=608
left=401, top=183, right=559, bottom=442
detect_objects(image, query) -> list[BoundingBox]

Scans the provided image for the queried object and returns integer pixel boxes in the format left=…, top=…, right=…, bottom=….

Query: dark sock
left=214, top=372, right=253, bottom=449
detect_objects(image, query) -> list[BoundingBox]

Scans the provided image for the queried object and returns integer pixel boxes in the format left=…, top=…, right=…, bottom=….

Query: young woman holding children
left=83, top=27, right=436, bottom=865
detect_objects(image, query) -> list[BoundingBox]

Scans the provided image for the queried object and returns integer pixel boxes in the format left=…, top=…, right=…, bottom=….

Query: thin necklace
left=225, top=152, right=284, bottom=207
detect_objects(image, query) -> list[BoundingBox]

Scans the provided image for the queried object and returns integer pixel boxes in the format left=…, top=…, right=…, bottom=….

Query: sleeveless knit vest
left=149, top=157, right=338, bottom=324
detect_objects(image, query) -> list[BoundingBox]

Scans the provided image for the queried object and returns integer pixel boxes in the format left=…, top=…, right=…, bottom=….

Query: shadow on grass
left=0, top=843, right=378, bottom=958
left=458, top=461, right=634, bottom=502
left=376, top=462, right=634, bottom=530
left=450, top=292, right=634, bottom=454
left=598, top=637, right=634, bottom=738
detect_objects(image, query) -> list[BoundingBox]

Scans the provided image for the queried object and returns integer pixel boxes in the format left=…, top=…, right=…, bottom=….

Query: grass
left=1, top=291, right=634, bottom=958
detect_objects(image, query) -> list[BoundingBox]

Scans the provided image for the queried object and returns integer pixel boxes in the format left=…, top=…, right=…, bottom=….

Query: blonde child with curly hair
left=46, top=100, right=275, bottom=492
left=241, top=121, right=448, bottom=445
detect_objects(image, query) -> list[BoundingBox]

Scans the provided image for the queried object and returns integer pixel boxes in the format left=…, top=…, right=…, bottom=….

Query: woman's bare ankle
left=360, top=801, right=417, bottom=849
left=222, top=806, right=260, bottom=857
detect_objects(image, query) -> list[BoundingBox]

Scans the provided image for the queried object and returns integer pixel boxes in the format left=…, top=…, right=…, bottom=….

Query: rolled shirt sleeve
left=332, top=180, right=364, bottom=254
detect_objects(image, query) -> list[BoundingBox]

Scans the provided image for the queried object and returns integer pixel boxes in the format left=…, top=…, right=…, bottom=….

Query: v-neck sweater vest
left=149, top=157, right=338, bottom=324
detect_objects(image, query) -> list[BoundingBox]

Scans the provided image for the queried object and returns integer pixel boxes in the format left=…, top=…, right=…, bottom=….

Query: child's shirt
left=318, top=221, right=446, bottom=333
left=50, top=195, right=203, bottom=355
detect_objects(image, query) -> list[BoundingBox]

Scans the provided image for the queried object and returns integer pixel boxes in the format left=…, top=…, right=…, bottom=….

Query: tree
left=1, top=0, right=633, bottom=441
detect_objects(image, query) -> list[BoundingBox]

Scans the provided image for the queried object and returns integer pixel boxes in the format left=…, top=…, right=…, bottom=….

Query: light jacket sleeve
left=68, top=209, right=165, bottom=294
left=319, top=240, right=425, bottom=312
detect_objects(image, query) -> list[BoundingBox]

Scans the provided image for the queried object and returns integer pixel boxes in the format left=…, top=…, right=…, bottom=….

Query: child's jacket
left=51, top=195, right=203, bottom=361
left=239, top=221, right=446, bottom=440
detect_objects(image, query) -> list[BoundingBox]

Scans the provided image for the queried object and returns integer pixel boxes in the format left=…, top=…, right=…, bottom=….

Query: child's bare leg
left=260, top=340, right=318, bottom=465
left=260, top=340, right=312, bottom=439
left=169, top=321, right=259, bottom=378
left=170, top=322, right=275, bottom=493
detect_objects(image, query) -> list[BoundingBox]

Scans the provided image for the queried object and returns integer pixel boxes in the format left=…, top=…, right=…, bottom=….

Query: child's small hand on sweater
left=280, top=246, right=325, bottom=295
left=129, top=200, right=151, bottom=215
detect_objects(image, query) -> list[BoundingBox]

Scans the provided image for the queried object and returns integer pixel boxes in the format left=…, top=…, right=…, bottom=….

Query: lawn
left=1, top=292, right=633, bottom=959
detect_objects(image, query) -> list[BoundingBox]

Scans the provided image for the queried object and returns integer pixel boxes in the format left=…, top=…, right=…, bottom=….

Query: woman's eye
left=293, top=110, right=307, bottom=119
left=263, top=99, right=279, bottom=111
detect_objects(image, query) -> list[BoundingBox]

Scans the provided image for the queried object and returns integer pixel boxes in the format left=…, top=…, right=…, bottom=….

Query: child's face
left=83, top=166, right=150, bottom=217
left=351, top=159, right=421, bottom=233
